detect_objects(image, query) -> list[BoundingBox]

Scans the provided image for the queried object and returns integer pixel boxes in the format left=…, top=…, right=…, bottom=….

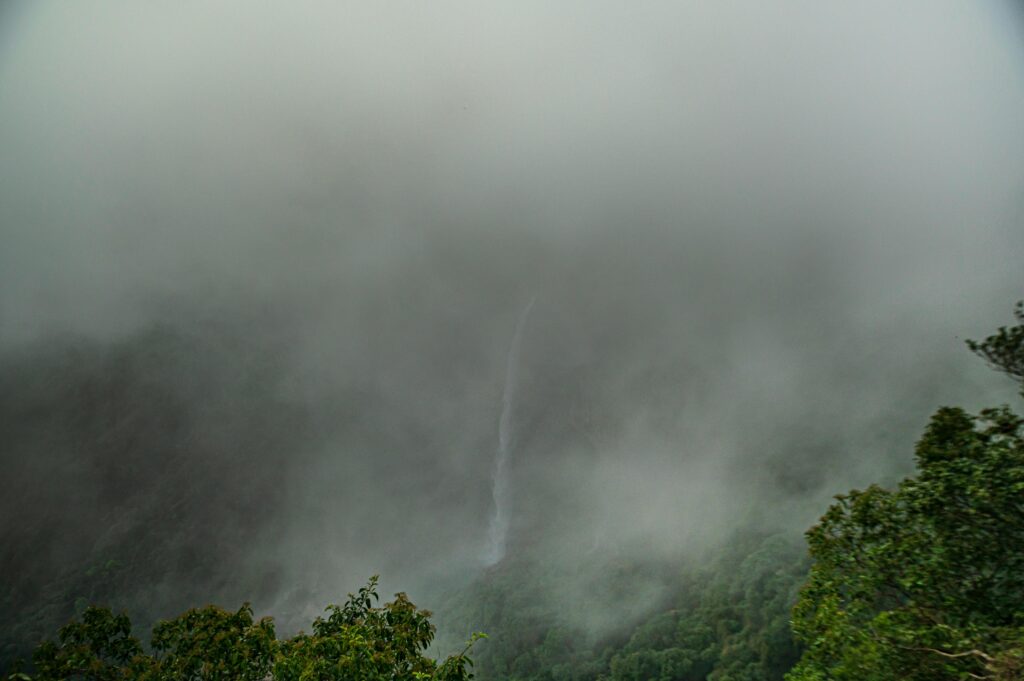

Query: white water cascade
left=484, top=297, right=536, bottom=565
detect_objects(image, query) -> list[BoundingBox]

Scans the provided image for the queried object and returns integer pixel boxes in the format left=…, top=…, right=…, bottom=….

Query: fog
left=1, top=0, right=1023, bottom=654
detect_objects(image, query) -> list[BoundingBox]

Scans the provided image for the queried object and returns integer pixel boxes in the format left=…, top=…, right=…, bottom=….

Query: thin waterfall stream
left=484, top=297, right=536, bottom=565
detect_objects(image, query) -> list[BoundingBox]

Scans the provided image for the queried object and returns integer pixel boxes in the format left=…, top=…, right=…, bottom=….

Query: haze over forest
left=1, top=2, right=1023, bottom=678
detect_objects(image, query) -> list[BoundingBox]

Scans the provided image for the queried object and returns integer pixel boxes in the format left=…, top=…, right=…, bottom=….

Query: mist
left=1, top=0, right=1023, bottom=662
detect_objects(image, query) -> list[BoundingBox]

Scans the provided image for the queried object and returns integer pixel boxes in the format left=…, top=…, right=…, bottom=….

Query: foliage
left=30, top=607, right=145, bottom=681
left=439, top=533, right=807, bottom=681
left=274, top=577, right=479, bottom=681
left=787, top=302, right=1024, bottom=680
left=6, top=577, right=480, bottom=681
left=148, top=603, right=277, bottom=680
left=967, top=301, right=1024, bottom=395
left=606, top=536, right=805, bottom=681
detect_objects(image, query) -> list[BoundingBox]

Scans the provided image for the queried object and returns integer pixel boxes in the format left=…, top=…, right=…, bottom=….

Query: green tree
left=11, top=577, right=480, bottom=681
left=30, top=607, right=146, bottom=680
left=968, top=301, right=1024, bottom=391
left=146, top=603, right=277, bottom=680
left=787, top=302, right=1024, bottom=681
left=274, top=577, right=480, bottom=681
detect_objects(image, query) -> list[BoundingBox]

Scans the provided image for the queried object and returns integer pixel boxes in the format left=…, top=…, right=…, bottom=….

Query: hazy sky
left=1, top=0, right=1023, bottom=636
left=2, top=1, right=1022, bottom=344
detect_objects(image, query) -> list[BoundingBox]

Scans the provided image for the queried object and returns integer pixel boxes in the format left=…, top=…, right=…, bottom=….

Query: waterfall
left=484, top=297, right=535, bottom=565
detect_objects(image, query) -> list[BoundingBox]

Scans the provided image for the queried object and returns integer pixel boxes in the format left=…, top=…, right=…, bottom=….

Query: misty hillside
left=0, top=293, right=1016, bottom=674
left=2, top=2, right=1024, bottom=680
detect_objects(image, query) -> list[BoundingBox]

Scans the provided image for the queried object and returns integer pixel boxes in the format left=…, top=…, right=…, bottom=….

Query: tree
left=967, top=301, right=1024, bottom=393
left=10, top=577, right=481, bottom=681
left=274, top=577, right=481, bottom=681
left=29, top=607, right=146, bottom=680
left=787, top=302, right=1024, bottom=680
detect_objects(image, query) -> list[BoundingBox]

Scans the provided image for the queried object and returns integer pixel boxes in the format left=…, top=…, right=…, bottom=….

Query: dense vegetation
left=4, top=303, right=1022, bottom=680
left=5, top=577, right=479, bottom=681
left=787, top=303, right=1024, bottom=680
left=437, top=531, right=806, bottom=681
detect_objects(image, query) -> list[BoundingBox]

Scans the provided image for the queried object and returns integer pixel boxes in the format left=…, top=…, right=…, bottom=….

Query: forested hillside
left=436, top=531, right=806, bottom=681
left=3, top=2, right=1024, bottom=679
left=6, top=301, right=1022, bottom=680
left=0, top=325, right=301, bottom=665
